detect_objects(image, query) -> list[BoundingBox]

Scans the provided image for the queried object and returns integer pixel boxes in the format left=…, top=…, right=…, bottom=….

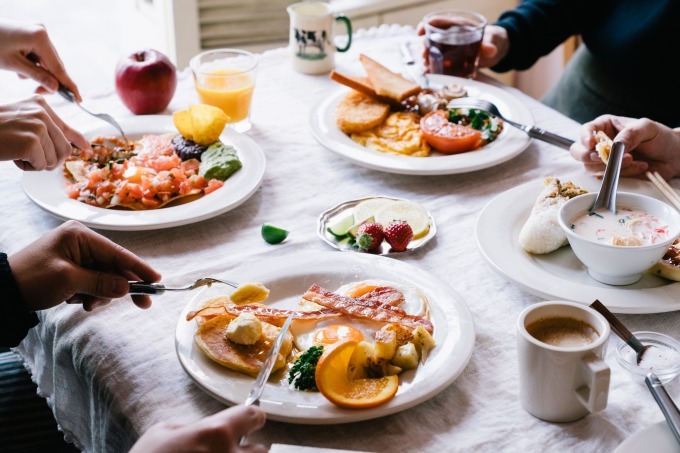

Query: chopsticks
left=646, top=171, right=680, bottom=212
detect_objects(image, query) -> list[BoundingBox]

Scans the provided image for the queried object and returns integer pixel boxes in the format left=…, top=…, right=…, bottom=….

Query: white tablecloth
left=3, top=25, right=680, bottom=453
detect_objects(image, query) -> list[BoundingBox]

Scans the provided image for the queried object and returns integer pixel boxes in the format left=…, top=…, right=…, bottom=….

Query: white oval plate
left=476, top=175, right=680, bottom=314
left=22, top=115, right=266, bottom=231
left=309, top=74, right=533, bottom=175
left=175, top=251, right=475, bottom=424
left=614, top=421, right=680, bottom=453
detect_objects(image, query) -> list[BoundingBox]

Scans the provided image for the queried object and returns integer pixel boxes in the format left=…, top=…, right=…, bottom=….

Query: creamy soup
left=570, top=207, right=669, bottom=246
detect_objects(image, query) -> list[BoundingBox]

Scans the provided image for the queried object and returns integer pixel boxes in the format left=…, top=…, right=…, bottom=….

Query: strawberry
left=384, top=221, right=414, bottom=252
left=356, top=222, right=385, bottom=252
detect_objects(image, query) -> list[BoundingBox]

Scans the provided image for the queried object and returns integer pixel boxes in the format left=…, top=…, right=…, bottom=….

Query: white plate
left=309, top=74, right=533, bottom=175
left=22, top=115, right=266, bottom=231
left=175, top=251, right=475, bottom=424
left=614, top=421, right=680, bottom=453
left=316, top=196, right=437, bottom=255
left=476, top=175, right=680, bottom=314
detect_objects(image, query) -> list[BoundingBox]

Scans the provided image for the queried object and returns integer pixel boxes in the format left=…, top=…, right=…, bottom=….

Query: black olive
left=171, top=135, right=208, bottom=161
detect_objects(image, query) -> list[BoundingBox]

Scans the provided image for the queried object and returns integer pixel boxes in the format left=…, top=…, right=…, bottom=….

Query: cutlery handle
left=524, top=126, right=575, bottom=150
left=128, top=282, right=166, bottom=295
left=646, top=373, right=680, bottom=445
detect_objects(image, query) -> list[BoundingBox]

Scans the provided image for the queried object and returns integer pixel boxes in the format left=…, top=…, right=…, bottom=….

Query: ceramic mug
left=287, top=1, right=352, bottom=74
left=517, top=301, right=611, bottom=422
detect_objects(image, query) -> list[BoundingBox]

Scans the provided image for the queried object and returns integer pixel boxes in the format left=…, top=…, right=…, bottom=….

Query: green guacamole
left=198, top=142, right=242, bottom=181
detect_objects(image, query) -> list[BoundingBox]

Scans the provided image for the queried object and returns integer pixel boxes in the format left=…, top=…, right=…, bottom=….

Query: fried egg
left=290, top=318, right=384, bottom=351
left=335, top=279, right=429, bottom=318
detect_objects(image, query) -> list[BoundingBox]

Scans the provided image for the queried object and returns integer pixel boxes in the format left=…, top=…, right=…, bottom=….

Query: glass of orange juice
left=190, top=49, right=257, bottom=133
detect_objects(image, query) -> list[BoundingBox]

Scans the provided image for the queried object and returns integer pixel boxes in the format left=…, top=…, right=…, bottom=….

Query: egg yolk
left=345, top=283, right=379, bottom=298
left=314, top=325, right=365, bottom=346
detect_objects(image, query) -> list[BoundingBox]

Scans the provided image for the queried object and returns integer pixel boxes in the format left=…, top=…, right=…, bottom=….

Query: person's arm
left=570, top=115, right=680, bottom=180
left=0, top=18, right=82, bottom=101
left=491, top=0, right=594, bottom=72
left=0, top=221, right=161, bottom=347
left=0, top=95, right=89, bottom=171
left=129, top=405, right=268, bottom=453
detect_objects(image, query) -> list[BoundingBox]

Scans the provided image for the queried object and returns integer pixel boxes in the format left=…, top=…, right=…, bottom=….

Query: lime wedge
left=327, top=214, right=355, bottom=238
left=375, top=200, right=430, bottom=239
left=261, top=224, right=289, bottom=244
left=353, top=198, right=395, bottom=224
left=348, top=216, right=375, bottom=238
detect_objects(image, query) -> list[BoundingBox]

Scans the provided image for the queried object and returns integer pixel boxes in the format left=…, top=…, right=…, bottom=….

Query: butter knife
left=239, top=312, right=294, bottom=445
left=645, top=373, right=680, bottom=444
left=400, top=41, right=429, bottom=88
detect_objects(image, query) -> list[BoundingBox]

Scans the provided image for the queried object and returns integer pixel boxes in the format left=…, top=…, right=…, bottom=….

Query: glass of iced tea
left=190, top=49, right=257, bottom=133
left=423, top=10, right=487, bottom=79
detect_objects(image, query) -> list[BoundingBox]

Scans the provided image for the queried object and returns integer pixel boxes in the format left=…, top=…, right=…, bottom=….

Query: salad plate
left=309, top=74, right=533, bottom=175
left=476, top=174, right=680, bottom=314
left=175, top=251, right=475, bottom=424
left=22, top=115, right=266, bottom=231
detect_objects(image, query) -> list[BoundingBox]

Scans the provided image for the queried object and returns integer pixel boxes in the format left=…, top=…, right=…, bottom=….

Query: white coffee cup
left=286, top=1, right=352, bottom=74
left=517, top=301, right=611, bottom=422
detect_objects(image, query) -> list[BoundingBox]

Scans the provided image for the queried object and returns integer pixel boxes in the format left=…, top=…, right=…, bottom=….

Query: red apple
left=115, top=49, right=177, bottom=115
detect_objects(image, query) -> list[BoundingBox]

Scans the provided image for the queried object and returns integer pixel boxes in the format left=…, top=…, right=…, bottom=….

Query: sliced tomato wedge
left=420, top=110, right=483, bottom=154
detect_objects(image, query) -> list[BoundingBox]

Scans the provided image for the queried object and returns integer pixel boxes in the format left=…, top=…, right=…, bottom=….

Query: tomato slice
left=420, top=110, right=483, bottom=154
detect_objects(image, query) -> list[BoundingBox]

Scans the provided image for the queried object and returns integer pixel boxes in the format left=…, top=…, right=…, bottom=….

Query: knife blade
left=400, top=41, right=429, bottom=89
left=244, top=312, right=295, bottom=407
left=239, top=312, right=294, bottom=446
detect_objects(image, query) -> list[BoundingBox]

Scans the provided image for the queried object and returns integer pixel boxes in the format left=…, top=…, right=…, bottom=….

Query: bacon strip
left=224, top=305, right=341, bottom=326
left=357, top=287, right=407, bottom=313
left=303, top=284, right=433, bottom=333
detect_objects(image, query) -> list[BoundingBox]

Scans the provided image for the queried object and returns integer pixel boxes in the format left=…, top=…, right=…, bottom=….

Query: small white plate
left=309, top=74, right=533, bottom=175
left=175, top=251, right=475, bottom=424
left=317, top=196, right=437, bottom=255
left=22, top=115, right=266, bottom=231
left=476, top=175, right=680, bottom=314
left=614, top=421, right=680, bottom=453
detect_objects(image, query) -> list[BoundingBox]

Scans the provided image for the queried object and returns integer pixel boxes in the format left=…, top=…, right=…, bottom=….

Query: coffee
left=527, top=317, right=599, bottom=347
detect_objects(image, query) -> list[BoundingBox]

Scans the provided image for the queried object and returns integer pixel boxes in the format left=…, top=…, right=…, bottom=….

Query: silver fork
left=128, top=277, right=239, bottom=295
left=447, top=97, right=575, bottom=150
left=58, top=84, right=132, bottom=147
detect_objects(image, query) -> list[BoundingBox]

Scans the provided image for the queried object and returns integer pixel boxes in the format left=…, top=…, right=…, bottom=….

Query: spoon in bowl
left=590, top=299, right=652, bottom=364
left=590, top=142, right=625, bottom=213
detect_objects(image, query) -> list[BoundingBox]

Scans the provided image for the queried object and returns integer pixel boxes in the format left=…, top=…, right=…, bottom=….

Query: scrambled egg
left=351, top=112, right=430, bottom=157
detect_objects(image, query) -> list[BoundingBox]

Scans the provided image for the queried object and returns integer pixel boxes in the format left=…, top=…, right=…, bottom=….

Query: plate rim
left=174, top=250, right=476, bottom=424
left=309, top=74, right=533, bottom=175
left=475, top=175, right=680, bottom=314
left=21, top=115, right=266, bottom=231
left=316, top=195, right=437, bottom=255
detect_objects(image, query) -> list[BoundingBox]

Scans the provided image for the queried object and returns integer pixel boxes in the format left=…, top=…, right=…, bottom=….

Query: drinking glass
left=423, top=10, right=486, bottom=79
left=190, top=49, right=257, bottom=133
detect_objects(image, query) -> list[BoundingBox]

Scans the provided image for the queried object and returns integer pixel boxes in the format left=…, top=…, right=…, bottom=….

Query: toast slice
left=330, top=70, right=401, bottom=107
left=359, top=54, right=421, bottom=102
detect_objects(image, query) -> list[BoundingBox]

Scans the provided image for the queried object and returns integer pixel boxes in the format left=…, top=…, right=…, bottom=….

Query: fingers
left=10, top=53, right=59, bottom=93
left=131, top=295, right=153, bottom=310
left=209, top=405, right=266, bottom=440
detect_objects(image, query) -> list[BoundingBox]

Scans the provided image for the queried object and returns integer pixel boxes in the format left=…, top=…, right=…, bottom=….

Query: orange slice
left=315, top=340, right=399, bottom=409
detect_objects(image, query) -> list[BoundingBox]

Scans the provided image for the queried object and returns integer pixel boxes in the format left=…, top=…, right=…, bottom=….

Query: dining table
left=3, top=24, right=680, bottom=453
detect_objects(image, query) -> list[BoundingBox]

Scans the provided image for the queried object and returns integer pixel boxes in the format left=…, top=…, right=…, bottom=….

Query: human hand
left=0, top=18, right=82, bottom=101
left=129, top=405, right=267, bottom=453
left=416, top=21, right=508, bottom=70
left=8, top=221, right=161, bottom=312
left=0, top=95, right=89, bottom=171
left=570, top=115, right=680, bottom=181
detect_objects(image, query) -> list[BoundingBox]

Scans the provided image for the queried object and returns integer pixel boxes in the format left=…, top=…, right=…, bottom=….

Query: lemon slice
left=375, top=200, right=430, bottom=239
left=353, top=198, right=395, bottom=224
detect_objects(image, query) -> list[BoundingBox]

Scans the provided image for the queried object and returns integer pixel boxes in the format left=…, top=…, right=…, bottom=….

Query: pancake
left=194, top=314, right=293, bottom=377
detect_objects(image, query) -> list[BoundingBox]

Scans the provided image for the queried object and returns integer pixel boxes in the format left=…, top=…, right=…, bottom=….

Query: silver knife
left=646, top=373, right=680, bottom=445
left=239, top=312, right=295, bottom=445
left=400, top=41, right=429, bottom=88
